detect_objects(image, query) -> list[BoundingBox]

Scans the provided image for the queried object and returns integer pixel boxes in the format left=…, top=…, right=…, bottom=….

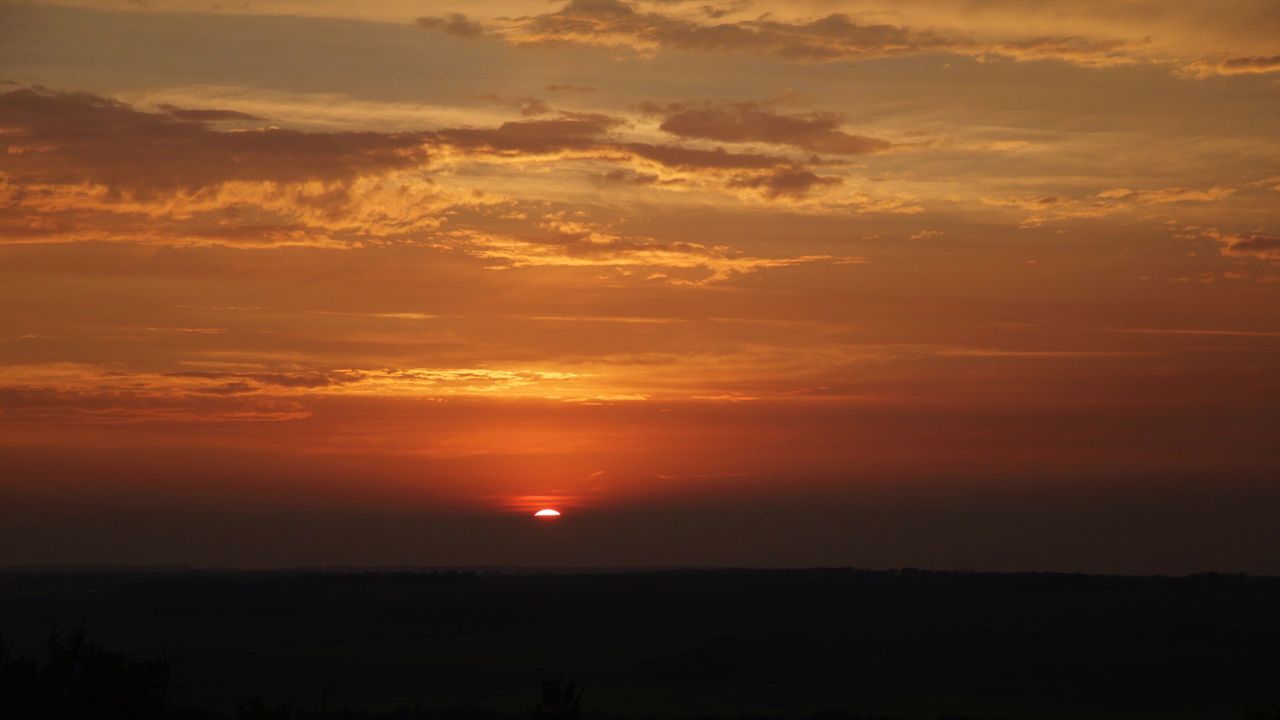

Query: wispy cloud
left=1204, top=229, right=1280, bottom=263
left=419, top=0, right=1153, bottom=69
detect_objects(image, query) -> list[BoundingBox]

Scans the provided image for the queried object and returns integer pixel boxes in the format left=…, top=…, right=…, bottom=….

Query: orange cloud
left=2, top=87, right=892, bottom=256
left=415, top=12, right=486, bottom=39
left=433, top=112, right=627, bottom=154
left=418, top=0, right=1151, bottom=69
left=726, top=167, right=842, bottom=199
left=0, top=88, right=432, bottom=193
left=435, top=226, right=864, bottom=284
left=1179, top=53, right=1280, bottom=78
left=3, top=86, right=892, bottom=258
left=982, top=186, right=1237, bottom=226
left=641, top=100, right=891, bottom=155
left=1205, top=229, right=1280, bottom=263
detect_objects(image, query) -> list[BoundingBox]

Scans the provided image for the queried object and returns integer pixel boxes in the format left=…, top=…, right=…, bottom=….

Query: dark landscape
left=4, top=1, right=1280, bottom=719
left=4, top=569, right=1280, bottom=720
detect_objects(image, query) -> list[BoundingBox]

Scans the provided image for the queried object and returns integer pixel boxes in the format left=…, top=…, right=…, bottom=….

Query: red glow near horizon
left=2, top=0, right=1279, bottom=575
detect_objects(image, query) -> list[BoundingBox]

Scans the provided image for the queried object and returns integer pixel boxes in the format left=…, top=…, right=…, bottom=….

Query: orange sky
left=1, top=0, right=1278, bottom=572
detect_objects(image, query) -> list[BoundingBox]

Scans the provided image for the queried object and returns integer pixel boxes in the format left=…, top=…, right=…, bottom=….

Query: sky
left=1, top=0, right=1278, bottom=573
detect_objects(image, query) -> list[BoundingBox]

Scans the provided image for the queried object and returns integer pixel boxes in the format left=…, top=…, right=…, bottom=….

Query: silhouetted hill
left=2, top=569, right=1279, bottom=719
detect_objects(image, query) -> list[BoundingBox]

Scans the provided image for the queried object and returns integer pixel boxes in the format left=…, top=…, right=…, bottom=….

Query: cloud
left=641, top=100, right=891, bottom=155
left=546, top=84, right=598, bottom=93
left=0, top=361, right=593, bottom=406
left=1250, top=176, right=1280, bottom=194
left=166, top=371, right=343, bottom=389
left=982, top=186, right=1237, bottom=225
left=0, top=85, right=905, bottom=257
left=618, top=141, right=786, bottom=170
left=0, top=363, right=314, bottom=424
left=519, top=98, right=552, bottom=116
left=984, top=35, right=1142, bottom=69
left=0, top=87, right=432, bottom=193
left=0, top=172, right=471, bottom=248
left=1180, top=54, right=1280, bottom=78
left=431, top=113, right=806, bottom=174
left=4, top=356, right=828, bottom=423
left=30, top=0, right=1280, bottom=80
left=726, top=167, right=842, bottom=199
left=598, top=169, right=666, bottom=185
left=908, top=229, right=942, bottom=241
left=436, top=223, right=865, bottom=284
left=1104, top=327, right=1280, bottom=338
left=1, top=87, right=878, bottom=228
left=1205, top=229, right=1280, bottom=263
left=156, top=104, right=265, bottom=122
left=415, top=13, right=486, bottom=39
left=448, top=0, right=952, bottom=59
left=427, top=112, right=853, bottom=200
left=417, top=0, right=1152, bottom=69
left=433, top=113, right=627, bottom=154
left=429, top=0, right=948, bottom=61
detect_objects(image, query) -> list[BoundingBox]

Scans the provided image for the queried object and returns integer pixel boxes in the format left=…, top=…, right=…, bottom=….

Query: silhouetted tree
left=534, top=677, right=582, bottom=720
left=236, top=696, right=292, bottom=720
left=0, top=627, right=171, bottom=719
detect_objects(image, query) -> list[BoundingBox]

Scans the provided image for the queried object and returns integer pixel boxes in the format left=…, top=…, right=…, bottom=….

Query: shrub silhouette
left=534, top=677, right=583, bottom=720
left=0, top=628, right=171, bottom=719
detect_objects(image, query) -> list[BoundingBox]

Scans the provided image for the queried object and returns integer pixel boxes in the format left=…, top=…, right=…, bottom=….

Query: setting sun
left=1, top=0, right=1277, bottom=576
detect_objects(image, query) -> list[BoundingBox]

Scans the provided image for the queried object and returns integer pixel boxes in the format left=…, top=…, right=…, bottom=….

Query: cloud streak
left=418, top=0, right=1153, bottom=69
left=0, top=88, right=433, bottom=193
left=0, top=87, right=886, bottom=269
left=1179, top=53, right=1280, bottom=78
left=1205, top=229, right=1280, bottom=263
left=641, top=100, right=891, bottom=155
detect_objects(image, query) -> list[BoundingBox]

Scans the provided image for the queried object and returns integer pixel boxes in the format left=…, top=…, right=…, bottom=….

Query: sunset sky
left=2, top=0, right=1278, bottom=572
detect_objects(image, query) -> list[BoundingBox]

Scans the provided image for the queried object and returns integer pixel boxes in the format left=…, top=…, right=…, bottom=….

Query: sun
left=533, top=508, right=562, bottom=519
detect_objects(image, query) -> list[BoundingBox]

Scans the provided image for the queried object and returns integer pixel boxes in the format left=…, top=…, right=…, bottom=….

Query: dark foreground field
left=2, top=569, right=1279, bottom=720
